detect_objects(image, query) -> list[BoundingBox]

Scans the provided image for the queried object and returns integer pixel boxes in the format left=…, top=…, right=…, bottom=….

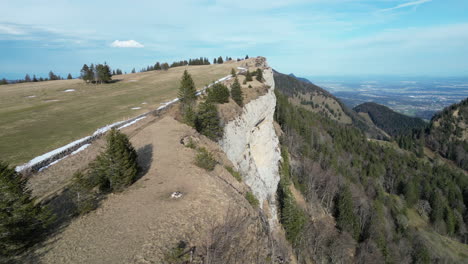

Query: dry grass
left=0, top=60, right=250, bottom=165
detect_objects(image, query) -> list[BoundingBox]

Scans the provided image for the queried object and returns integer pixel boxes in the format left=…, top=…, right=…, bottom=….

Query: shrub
left=231, top=68, right=236, bottom=77
left=225, top=166, right=242, bottom=182
left=195, top=147, right=217, bottom=171
left=245, top=191, right=259, bottom=208
left=195, top=101, right=222, bottom=140
left=230, top=77, right=243, bottom=107
left=0, top=161, right=53, bottom=256
left=88, top=129, right=139, bottom=192
left=206, top=83, right=230, bottom=104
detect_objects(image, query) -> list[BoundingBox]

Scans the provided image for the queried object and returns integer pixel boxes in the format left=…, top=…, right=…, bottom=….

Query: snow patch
left=141, top=102, right=148, bottom=105
left=71, top=144, right=91, bottom=155
left=27, top=95, right=36, bottom=98
left=118, top=116, right=147, bottom=130
left=131, top=107, right=141, bottom=110
left=63, top=89, right=75, bottom=92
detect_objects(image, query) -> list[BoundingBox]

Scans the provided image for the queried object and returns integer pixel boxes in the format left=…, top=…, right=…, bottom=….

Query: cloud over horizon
left=110, top=40, right=144, bottom=48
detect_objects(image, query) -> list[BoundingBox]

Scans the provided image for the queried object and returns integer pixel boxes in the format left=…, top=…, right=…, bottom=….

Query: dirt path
left=31, top=116, right=248, bottom=263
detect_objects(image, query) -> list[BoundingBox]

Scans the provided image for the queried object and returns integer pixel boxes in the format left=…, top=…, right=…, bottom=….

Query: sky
left=1, top=0, right=468, bottom=79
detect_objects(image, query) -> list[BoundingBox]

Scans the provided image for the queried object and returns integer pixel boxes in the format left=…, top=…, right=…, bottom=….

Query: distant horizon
left=1, top=0, right=468, bottom=79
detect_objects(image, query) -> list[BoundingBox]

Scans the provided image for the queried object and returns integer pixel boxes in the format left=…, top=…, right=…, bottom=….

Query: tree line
left=0, top=71, right=72, bottom=85
left=80, top=63, right=112, bottom=84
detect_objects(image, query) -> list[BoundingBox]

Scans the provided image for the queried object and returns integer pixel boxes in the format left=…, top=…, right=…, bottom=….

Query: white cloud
left=110, top=40, right=144, bottom=48
left=380, top=0, right=432, bottom=12
left=0, top=24, right=27, bottom=35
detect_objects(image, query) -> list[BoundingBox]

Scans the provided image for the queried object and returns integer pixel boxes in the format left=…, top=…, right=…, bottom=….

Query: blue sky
left=1, top=0, right=467, bottom=79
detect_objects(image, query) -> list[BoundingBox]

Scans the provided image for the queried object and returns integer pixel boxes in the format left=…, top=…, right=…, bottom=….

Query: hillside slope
left=273, top=71, right=387, bottom=139
left=427, top=98, right=468, bottom=170
left=353, top=102, right=427, bottom=137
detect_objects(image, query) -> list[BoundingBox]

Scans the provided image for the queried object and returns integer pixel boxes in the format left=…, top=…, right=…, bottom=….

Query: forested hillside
left=273, top=71, right=387, bottom=140
left=427, top=98, right=468, bottom=170
left=274, top=72, right=468, bottom=263
left=353, top=102, right=427, bottom=137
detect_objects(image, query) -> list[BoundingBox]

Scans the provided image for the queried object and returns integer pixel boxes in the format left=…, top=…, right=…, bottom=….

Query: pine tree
left=231, top=68, right=236, bottom=77
left=213, top=58, right=217, bottom=64
left=336, top=185, right=360, bottom=240
left=32, top=75, right=38, bottom=82
left=161, top=63, right=170, bottom=71
left=24, top=74, right=31, bottom=82
left=230, top=77, right=243, bottom=107
left=155, top=62, right=161, bottom=70
left=131, top=68, right=136, bottom=74
left=0, top=162, right=52, bottom=256
left=206, top=83, right=230, bottom=104
left=67, top=73, right=73, bottom=80
left=178, top=70, right=197, bottom=125
left=256, top=68, right=263, bottom=82
left=0, top=78, right=7, bottom=85
left=217, top=56, right=223, bottom=64
left=89, top=129, right=139, bottom=192
left=245, top=55, right=249, bottom=59
left=81, top=64, right=93, bottom=83
left=245, top=70, right=253, bottom=82
left=195, top=101, right=222, bottom=140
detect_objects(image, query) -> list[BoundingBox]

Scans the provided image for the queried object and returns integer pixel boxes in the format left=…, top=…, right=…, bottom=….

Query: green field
left=0, top=61, right=245, bottom=165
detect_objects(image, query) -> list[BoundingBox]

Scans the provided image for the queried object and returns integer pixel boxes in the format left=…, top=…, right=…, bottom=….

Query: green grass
left=245, top=191, right=259, bottom=208
left=194, top=147, right=217, bottom=171
left=0, top=62, right=244, bottom=165
left=224, top=165, right=242, bottom=182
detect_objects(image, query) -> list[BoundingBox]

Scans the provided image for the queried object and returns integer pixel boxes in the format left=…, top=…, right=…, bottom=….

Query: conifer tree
left=155, top=62, right=161, bottom=70
left=336, top=185, right=360, bottom=240
left=0, top=78, right=7, bottom=85
left=24, top=74, right=31, bottom=82
left=67, top=73, right=73, bottom=80
left=131, top=68, right=136, bottom=74
left=213, top=58, right=217, bottom=64
left=32, top=75, right=38, bottom=82
left=230, top=77, right=243, bottom=107
left=195, top=101, right=222, bottom=140
left=245, top=55, right=249, bottom=59
left=81, top=64, right=93, bottom=83
left=231, top=68, right=236, bottom=77
left=217, top=56, right=223, bottom=64
left=178, top=70, right=197, bottom=124
left=245, top=70, right=253, bottom=82
left=89, top=129, right=139, bottom=192
left=0, top=162, right=52, bottom=256
left=206, top=83, right=230, bottom=104
left=256, top=68, right=263, bottom=82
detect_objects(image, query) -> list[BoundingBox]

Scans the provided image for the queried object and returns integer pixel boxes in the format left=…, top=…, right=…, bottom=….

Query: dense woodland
left=274, top=72, right=468, bottom=263
left=353, top=102, right=427, bottom=137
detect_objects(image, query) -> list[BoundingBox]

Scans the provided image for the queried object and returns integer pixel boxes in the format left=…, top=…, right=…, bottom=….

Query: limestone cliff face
left=220, top=67, right=281, bottom=223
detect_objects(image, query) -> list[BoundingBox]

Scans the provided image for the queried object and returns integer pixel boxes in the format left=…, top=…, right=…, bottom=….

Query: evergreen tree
left=178, top=70, right=197, bottom=125
left=32, top=75, right=38, bottom=82
left=0, top=78, right=7, bottom=85
left=335, top=185, right=360, bottom=240
left=88, top=129, right=139, bottom=192
left=217, top=56, right=223, bottom=64
left=155, top=62, right=161, bottom=70
left=245, top=70, right=253, bottom=82
left=0, top=162, right=52, bottom=256
left=430, top=190, right=444, bottom=223
left=161, top=63, right=170, bottom=71
left=48, top=71, right=59, bottom=80
left=230, top=77, right=243, bottom=107
left=213, top=58, right=217, bottom=64
left=206, top=83, right=230, bottom=104
left=67, top=73, right=73, bottom=80
left=24, top=74, right=31, bottom=82
left=256, top=68, right=263, bottom=82
left=131, top=68, right=136, bottom=74
left=195, top=101, right=222, bottom=140
left=80, top=64, right=93, bottom=83
left=245, top=55, right=249, bottom=59
left=231, top=68, right=236, bottom=77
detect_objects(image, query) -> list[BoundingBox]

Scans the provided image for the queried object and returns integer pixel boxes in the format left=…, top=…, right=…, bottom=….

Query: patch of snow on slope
left=64, top=89, right=75, bottom=92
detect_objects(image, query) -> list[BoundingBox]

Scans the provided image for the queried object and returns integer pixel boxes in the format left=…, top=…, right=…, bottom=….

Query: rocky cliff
left=220, top=66, right=281, bottom=224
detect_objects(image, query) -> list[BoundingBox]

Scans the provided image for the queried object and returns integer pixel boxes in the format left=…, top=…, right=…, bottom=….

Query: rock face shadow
left=136, top=144, right=153, bottom=180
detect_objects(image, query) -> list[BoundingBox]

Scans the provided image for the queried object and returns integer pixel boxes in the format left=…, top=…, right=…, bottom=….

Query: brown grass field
left=0, top=60, right=247, bottom=165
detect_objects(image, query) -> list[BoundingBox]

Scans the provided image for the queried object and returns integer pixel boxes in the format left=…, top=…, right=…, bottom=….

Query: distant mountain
left=353, top=102, right=427, bottom=137
left=427, top=98, right=468, bottom=170
left=275, top=71, right=387, bottom=139
left=288, top=73, right=312, bottom=84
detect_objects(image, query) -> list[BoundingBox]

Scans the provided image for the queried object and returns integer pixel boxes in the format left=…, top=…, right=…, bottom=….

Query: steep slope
left=353, top=102, right=427, bottom=137
left=274, top=71, right=387, bottom=139
left=427, top=98, right=468, bottom=170
left=288, top=73, right=312, bottom=84
left=273, top=71, right=468, bottom=264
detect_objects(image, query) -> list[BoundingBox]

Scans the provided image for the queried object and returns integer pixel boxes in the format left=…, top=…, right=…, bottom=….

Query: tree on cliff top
left=178, top=70, right=197, bottom=124
left=230, top=77, right=243, bottom=107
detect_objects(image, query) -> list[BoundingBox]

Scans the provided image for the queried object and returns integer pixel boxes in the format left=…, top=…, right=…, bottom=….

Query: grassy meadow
left=0, top=61, right=245, bottom=165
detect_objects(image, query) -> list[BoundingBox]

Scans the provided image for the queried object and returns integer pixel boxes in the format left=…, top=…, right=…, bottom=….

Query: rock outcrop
left=220, top=66, right=281, bottom=224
